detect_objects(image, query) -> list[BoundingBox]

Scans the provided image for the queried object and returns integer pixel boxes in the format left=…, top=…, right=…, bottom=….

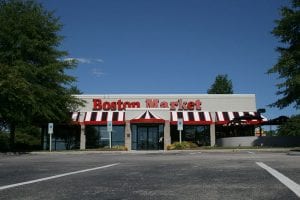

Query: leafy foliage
left=167, top=141, right=198, bottom=150
left=0, top=0, right=83, bottom=150
left=268, top=0, right=300, bottom=109
left=263, top=130, right=278, bottom=136
left=207, top=74, right=233, bottom=94
left=0, top=125, right=41, bottom=152
left=277, top=114, right=300, bottom=136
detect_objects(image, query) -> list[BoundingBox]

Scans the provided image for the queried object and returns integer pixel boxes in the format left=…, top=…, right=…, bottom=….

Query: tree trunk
left=40, top=126, right=46, bottom=150
left=9, top=124, right=16, bottom=151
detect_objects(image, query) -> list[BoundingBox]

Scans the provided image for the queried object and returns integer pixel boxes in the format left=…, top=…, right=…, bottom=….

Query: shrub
left=1, top=126, right=42, bottom=152
left=112, top=145, right=128, bottom=151
left=15, top=132, right=41, bottom=151
left=167, top=141, right=198, bottom=150
left=277, top=115, right=300, bottom=136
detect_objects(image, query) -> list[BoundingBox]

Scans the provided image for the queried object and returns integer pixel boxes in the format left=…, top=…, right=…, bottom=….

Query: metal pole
left=109, top=131, right=112, bottom=148
left=179, top=130, right=182, bottom=143
left=49, top=134, right=52, bottom=152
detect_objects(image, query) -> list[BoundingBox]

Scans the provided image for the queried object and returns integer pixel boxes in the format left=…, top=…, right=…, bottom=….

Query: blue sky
left=39, top=0, right=297, bottom=119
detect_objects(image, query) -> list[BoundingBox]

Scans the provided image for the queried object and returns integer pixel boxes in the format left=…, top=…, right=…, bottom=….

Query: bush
left=167, top=141, right=198, bottom=150
left=277, top=115, right=300, bottom=136
left=112, top=145, right=128, bottom=151
left=15, top=132, right=41, bottom=151
left=0, top=126, right=42, bottom=152
left=86, top=145, right=128, bottom=151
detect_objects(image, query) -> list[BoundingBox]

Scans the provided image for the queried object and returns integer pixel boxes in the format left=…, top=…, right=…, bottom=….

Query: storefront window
left=86, top=125, right=125, bottom=148
left=113, top=126, right=126, bottom=146
left=43, top=125, right=80, bottom=150
left=170, top=125, right=210, bottom=146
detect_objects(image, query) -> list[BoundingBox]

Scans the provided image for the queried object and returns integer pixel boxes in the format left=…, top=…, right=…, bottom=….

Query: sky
left=39, top=0, right=298, bottom=119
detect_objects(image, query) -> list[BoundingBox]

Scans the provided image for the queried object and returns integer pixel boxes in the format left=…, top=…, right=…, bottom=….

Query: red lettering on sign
left=110, top=102, right=117, bottom=110
left=160, top=101, right=169, bottom=108
left=178, top=99, right=187, bottom=110
left=103, top=102, right=110, bottom=111
left=170, top=101, right=178, bottom=110
left=92, top=98, right=202, bottom=111
left=130, top=102, right=140, bottom=108
left=123, top=101, right=131, bottom=109
left=93, top=99, right=141, bottom=111
left=146, top=99, right=159, bottom=108
left=117, top=99, right=123, bottom=110
left=195, top=100, right=202, bottom=110
left=187, top=102, right=195, bottom=110
left=93, top=99, right=102, bottom=110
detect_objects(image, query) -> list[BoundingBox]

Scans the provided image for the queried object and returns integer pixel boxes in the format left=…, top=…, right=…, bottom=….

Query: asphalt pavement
left=0, top=150, right=299, bottom=200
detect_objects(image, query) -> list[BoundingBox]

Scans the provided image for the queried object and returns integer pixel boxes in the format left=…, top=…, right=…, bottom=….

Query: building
left=43, top=94, right=267, bottom=150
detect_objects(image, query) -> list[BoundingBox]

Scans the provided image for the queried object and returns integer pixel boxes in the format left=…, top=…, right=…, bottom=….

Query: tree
left=0, top=0, right=82, bottom=150
left=207, top=74, right=233, bottom=94
left=277, top=115, right=300, bottom=136
left=268, top=0, right=300, bottom=109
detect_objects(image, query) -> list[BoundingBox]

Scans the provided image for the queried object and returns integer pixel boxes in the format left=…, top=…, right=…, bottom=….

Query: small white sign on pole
left=177, top=119, right=183, bottom=143
left=48, top=123, right=53, bottom=152
left=48, top=123, right=53, bottom=134
left=107, top=121, right=112, bottom=132
left=177, top=118, right=183, bottom=131
left=107, top=121, right=112, bottom=148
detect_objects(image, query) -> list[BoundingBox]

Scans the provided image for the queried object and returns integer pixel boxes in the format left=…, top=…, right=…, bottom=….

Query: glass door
left=148, top=127, right=159, bottom=150
left=137, top=127, right=148, bottom=150
left=131, top=124, right=164, bottom=150
left=137, top=126, right=159, bottom=150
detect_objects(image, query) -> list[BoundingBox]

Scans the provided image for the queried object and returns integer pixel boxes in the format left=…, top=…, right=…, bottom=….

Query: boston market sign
left=93, top=98, right=202, bottom=111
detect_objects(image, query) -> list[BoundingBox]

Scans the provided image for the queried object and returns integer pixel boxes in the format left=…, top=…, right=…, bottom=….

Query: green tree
left=277, top=115, right=300, bottom=136
left=268, top=0, right=300, bottom=109
left=0, top=0, right=82, bottom=150
left=207, top=74, right=233, bottom=94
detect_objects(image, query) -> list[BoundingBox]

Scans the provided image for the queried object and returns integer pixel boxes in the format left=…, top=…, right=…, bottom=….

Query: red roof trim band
left=130, top=119, right=165, bottom=124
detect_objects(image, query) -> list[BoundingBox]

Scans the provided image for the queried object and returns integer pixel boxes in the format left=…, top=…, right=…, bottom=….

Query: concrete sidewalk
left=26, top=147, right=300, bottom=155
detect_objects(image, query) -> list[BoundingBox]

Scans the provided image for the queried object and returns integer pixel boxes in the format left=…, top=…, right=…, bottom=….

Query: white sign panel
left=177, top=118, right=183, bottom=131
left=48, top=123, right=53, bottom=134
left=107, top=121, right=112, bottom=132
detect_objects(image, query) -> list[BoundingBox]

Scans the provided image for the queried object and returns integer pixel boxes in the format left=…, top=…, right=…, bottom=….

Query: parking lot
left=0, top=150, right=299, bottom=200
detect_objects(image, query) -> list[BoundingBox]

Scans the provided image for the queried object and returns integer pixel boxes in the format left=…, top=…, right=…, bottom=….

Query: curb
left=287, top=150, right=300, bottom=156
left=26, top=148, right=298, bottom=155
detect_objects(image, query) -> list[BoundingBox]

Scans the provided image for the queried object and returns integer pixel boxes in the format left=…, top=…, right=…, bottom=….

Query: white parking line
left=256, top=162, right=300, bottom=198
left=0, top=163, right=119, bottom=191
left=247, top=151, right=255, bottom=154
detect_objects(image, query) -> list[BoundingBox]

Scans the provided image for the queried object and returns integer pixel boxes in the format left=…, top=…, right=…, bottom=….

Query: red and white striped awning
left=130, top=110, right=165, bottom=123
left=170, top=111, right=212, bottom=125
left=215, top=112, right=267, bottom=125
left=72, top=111, right=125, bottom=125
left=71, top=112, right=81, bottom=123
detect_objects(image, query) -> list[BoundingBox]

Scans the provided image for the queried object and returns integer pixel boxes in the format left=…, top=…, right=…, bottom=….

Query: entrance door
left=137, top=126, right=160, bottom=150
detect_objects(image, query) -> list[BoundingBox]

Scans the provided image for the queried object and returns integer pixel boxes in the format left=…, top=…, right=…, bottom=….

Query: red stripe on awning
left=130, top=110, right=165, bottom=124
left=170, top=111, right=212, bottom=125
left=72, top=111, right=125, bottom=125
left=215, top=112, right=267, bottom=125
